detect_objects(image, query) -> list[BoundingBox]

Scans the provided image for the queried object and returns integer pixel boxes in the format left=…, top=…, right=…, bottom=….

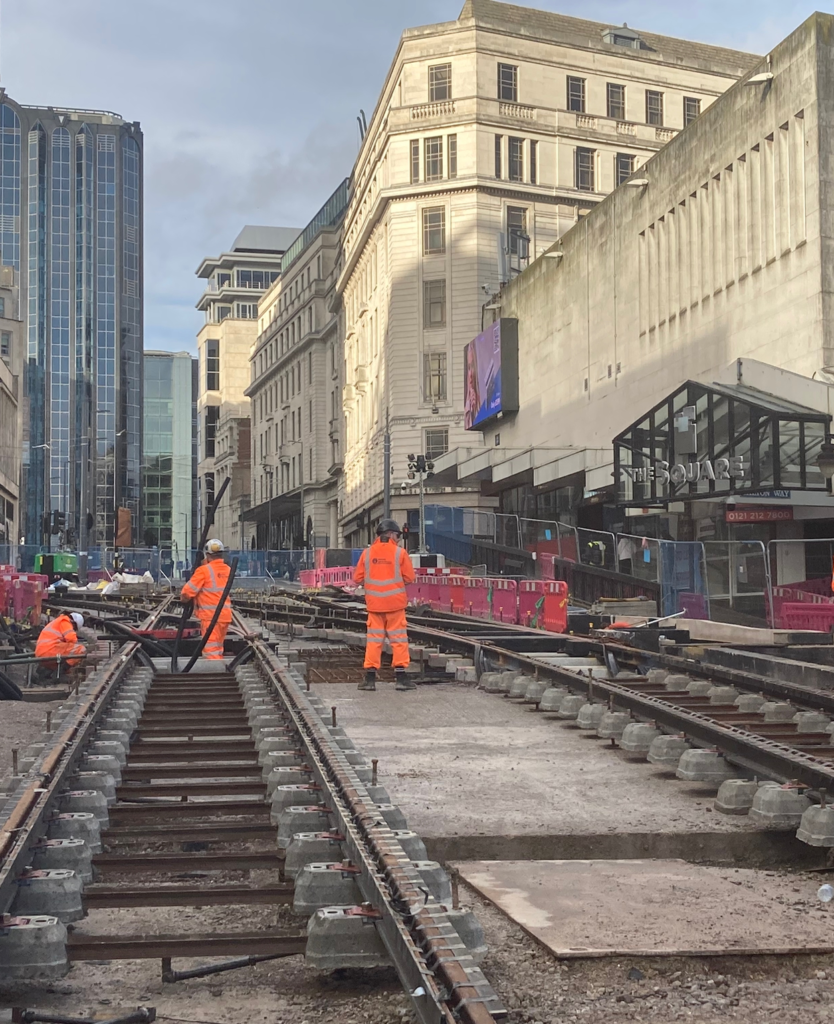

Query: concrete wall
left=487, top=15, right=826, bottom=466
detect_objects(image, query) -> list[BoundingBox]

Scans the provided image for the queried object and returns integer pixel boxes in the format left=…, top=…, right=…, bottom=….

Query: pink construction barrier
left=518, top=580, right=547, bottom=628
left=539, top=553, right=556, bottom=580
left=542, top=580, right=569, bottom=634
left=460, top=578, right=487, bottom=617
left=319, top=566, right=353, bottom=587
left=449, top=575, right=468, bottom=615
left=436, top=575, right=453, bottom=612
left=8, top=573, right=47, bottom=626
left=487, top=578, right=518, bottom=622
left=299, top=569, right=318, bottom=589
left=782, top=603, right=834, bottom=632
left=771, top=586, right=834, bottom=628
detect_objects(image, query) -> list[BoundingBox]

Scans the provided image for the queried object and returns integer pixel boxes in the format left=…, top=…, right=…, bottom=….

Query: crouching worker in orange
left=180, top=539, right=232, bottom=660
left=353, top=519, right=416, bottom=692
left=34, top=611, right=87, bottom=684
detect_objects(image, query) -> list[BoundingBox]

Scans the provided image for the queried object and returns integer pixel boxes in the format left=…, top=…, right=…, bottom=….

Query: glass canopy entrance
left=614, top=380, right=831, bottom=507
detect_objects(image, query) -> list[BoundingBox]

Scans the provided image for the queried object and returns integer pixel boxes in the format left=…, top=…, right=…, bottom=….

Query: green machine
left=34, top=552, right=79, bottom=577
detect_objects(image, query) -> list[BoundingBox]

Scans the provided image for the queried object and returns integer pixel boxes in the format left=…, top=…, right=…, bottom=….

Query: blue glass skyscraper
left=0, top=89, right=143, bottom=547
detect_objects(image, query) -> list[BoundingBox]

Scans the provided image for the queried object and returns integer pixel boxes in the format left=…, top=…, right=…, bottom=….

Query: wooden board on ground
left=454, top=859, right=834, bottom=958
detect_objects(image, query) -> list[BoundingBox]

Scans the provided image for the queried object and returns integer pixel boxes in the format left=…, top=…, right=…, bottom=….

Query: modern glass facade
left=0, top=97, right=144, bottom=546
left=142, top=352, right=196, bottom=562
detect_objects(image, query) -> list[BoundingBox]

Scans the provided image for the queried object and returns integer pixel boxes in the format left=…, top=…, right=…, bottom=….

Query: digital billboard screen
left=464, top=318, right=518, bottom=430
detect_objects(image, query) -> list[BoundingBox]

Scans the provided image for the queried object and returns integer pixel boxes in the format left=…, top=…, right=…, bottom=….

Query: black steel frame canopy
left=614, top=378, right=832, bottom=507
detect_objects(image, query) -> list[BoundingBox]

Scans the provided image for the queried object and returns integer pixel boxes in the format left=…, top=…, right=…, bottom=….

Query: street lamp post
left=180, top=511, right=189, bottom=574
left=406, top=453, right=435, bottom=555
left=263, top=463, right=274, bottom=554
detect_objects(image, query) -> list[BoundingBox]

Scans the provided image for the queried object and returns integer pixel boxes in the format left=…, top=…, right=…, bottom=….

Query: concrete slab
left=319, top=681, right=761, bottom=840
left=455, top=859, right=834, bottom=958
left=667, top=618, right=830, bottom=646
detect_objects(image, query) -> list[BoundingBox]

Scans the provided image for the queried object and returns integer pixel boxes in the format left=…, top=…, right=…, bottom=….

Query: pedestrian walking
left=353, top=519, right=416, bottom=691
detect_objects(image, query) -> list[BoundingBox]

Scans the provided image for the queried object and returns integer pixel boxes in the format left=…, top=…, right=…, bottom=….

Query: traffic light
left=402, top=523, right=410, bottom=540
left=51, top=510, right=67, bottom=535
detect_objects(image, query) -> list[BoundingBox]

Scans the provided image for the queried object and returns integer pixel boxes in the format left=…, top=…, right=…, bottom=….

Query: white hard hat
left=205, top=538, right=226, bottom=554
left=70, top=613, right=84, bottom=629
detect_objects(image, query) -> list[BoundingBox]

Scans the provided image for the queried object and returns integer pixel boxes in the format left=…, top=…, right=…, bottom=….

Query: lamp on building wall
left=543, top=250, right=564, bottom=260
left=816, top=441, right=834, bottom=483
left=624, top=178, right=649, bottom=188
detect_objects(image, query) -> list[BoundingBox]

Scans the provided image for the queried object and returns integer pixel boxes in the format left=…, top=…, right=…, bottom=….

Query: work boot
left=358, top=670, right=376, bottom=692
left=395, top=670, right=416, bottom=692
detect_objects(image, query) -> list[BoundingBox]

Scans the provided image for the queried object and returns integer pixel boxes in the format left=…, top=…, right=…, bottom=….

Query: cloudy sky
left=1, top=1, right=825, bottom=353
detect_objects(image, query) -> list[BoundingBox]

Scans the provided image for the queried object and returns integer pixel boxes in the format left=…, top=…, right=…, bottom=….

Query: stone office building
left=434, top=13, right=834, bottom=611
left=195, top=226, right=298, bottom=545
left=336, top=0, right=757, bottom=546
left=244, top=180, right=349, bottom=551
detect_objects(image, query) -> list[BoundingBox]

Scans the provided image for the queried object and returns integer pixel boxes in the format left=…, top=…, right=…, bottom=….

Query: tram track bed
left=7, top=591, right=834, bottom=1024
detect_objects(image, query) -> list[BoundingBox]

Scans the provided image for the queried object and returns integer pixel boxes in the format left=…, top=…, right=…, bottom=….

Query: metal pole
left=418, top=471, right=426, bottom=554
left=300, top=440, right=305, bottom=550
left=78, top=437, right=89, bottom=585
left=383, top=408, right=391, bottom=519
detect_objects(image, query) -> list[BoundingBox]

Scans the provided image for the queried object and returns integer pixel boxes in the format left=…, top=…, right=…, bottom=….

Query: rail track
left=230, top=591, right=834, bottom=836
left=1, top=599, right=503, bottom=1024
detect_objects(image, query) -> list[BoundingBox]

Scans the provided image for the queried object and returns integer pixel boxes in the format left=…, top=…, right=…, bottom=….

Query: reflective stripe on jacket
left=35, top=614, right=86, bottom=661
left=352, top=539, right=415, bottom=611
left=181, top=559, right=233, bottom=621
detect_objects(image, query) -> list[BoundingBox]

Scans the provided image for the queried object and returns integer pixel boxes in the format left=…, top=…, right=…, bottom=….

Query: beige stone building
left=195, top=226, right=298, bottom=546
left=336, top=0, right=757, bottom=546
left=244, top=182, right=349, bottom=551
left=433, top=13, right=834, bottom=607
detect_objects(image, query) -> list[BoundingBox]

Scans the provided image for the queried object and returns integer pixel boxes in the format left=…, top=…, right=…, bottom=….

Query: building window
left=422, top=207, right=446, bottom=255
left=410, top=139, right=419, bottom=184
left=429, top=63, right=451, bottom=101
left=575, top=147, right=595, bottom=191
left=308, top=350, right=313, bottom=383
left=206, top=339, right=219, bottom=391
left=607, top=83, right=625, bottom=120
left=423, top=352, right=447, bottom=402
left=423, top=279, right=446, bottom=328
left=204, top=407, right=219, bottom=459
left=235, top=302, right=258, bottom=319
left=425, top=136, right=443, bottom=181
left=498, top=63, right=518, bottom=102
left=494, top=134, right=502, bottom=179
left=530, top=140, right=538, bottom=184
left=567, top=76, right=586, bottom=113
left=615, top=152, right=635, bottom=186
left=508, top=137, right=523, bottom=182
left=646, top=90, right=664, bottom=126
left=215, top=304, right=231, bottom=322
left=507, top=206, right=528, bottom=257
left=447, top=134, right=457, bottom=178
left=425, top=427, right=449, bottom=461
left=0, top=331, right=9, bottom=358
left=0, top=297, right=5, bottom=318
left=236, top=269, right=278, bottom=289
left=684, top=96, right=701, bottom=126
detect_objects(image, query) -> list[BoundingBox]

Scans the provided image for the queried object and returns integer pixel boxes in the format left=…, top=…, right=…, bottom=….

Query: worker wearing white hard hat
left=34, top=609, right=87, bottom=685
left=180, top=539, right=232, bottom=660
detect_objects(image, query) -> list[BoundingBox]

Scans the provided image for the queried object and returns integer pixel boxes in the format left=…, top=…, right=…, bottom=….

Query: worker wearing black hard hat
left=352, top=518, right=416, bottom=692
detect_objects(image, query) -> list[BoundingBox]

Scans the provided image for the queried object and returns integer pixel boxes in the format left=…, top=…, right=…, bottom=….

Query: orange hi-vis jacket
left=181, top=559, right=233, bottom=623
left=35, top=614, right=86, bottom=665
left=353, top=539, right=415, bottom=612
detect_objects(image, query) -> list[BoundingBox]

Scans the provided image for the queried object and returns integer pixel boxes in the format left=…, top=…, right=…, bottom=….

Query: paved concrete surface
left=317, top=681, right=762, bottom=840
left=455, top=859, right=834, bottom=956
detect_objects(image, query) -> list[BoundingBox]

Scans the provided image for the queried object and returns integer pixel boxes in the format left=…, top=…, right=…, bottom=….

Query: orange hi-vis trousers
left=364, top=609, right=410, bottom=670
left=198, top=613, right=230, bottom=660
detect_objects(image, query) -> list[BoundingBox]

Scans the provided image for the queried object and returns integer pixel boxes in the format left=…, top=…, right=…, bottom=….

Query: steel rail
left=0, top=595, right=173, bottom=915
left=240, top=594, right=834, bottom=791
left=237, top=610, right=504, bottom=1024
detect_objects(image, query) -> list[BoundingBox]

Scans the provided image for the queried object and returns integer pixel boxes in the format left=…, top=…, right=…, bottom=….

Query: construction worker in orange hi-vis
left=180, top=539, right=232, bottom=661
left=34, top=611, right=87, bottom=683
left=353, top=518, right=416, bottom=692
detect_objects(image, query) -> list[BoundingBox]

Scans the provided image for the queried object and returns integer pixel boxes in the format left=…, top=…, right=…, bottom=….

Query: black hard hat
left=376, top=518, right=402, bottom=536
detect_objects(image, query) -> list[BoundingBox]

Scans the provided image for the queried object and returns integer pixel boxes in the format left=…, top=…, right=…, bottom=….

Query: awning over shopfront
left=614, top=380, right=831, bottom=507
left=240, top=493, right=301, bottom=525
